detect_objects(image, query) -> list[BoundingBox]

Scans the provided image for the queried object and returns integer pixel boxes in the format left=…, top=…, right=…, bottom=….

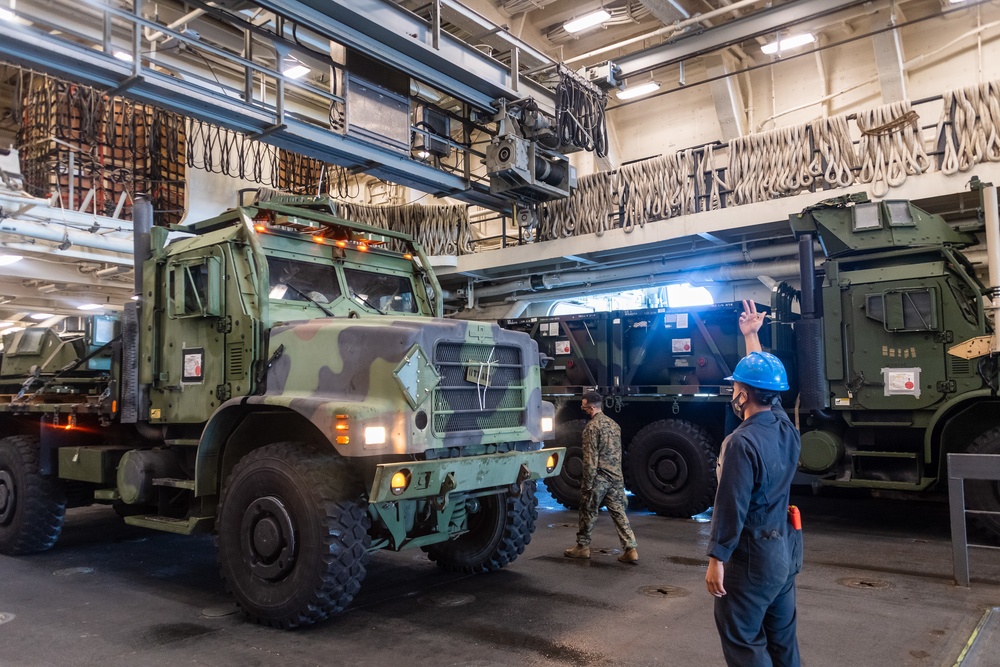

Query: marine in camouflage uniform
left=564, top=391, right=639, bottom=564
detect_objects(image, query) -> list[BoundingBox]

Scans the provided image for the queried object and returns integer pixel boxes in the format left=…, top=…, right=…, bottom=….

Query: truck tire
left=217, top=443, right=371, bottom=629
left=544, top=419, right=588, bottom=510
left=965, top=427, right=1000, bottom=541
left=625, top=420, right=717, bottom=518
left=425, top=481, right=538, bottom=574
left=0, top=435, right=66, bottom=555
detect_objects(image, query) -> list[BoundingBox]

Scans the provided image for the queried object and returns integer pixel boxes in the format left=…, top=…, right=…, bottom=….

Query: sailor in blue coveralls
left=706, top=301, right=803, bottom=667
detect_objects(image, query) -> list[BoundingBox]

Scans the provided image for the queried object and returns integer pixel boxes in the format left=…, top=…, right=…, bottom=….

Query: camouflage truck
left=0, top=195, right=562, bottom=628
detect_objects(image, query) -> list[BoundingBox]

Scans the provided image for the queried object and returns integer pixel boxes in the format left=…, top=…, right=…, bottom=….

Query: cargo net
left=15, top=69, right=185, bottom=225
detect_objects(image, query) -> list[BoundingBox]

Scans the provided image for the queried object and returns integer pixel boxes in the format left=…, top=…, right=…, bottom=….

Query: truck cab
left=0, top=195, right=562, bottom=629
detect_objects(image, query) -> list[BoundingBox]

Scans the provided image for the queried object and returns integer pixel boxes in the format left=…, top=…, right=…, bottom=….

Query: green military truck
left=0, top=195, right=562, bottom=628
left=504, top=189, right=1000, bottom=542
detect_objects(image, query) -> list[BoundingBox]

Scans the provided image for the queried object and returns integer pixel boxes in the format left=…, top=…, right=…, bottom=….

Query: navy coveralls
left=708, top=406, right=803, bottom=667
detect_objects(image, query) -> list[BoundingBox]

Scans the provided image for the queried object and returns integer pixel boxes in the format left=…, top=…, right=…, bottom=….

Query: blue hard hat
left=725, top=351, right=789, bottom=391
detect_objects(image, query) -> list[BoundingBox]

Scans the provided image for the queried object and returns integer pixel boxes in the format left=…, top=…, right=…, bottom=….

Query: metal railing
left=948, top=452, right=1000, bottom=587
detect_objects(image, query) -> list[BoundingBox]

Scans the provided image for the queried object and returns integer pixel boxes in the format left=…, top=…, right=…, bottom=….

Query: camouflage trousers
left=576, top=474, right=637, bottom=550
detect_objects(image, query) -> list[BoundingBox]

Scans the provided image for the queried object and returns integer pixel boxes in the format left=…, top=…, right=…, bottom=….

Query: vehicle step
left=123, top=515, right=214, bottom=535
left=163, top=439, right=200, bottom=446
left=152, top=477, right=196, bottom=490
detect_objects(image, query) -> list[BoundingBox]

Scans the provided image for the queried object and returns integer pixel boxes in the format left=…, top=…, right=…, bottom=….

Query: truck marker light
left=335, top=423, right=349, bottom=431
left=65, top=415, right=77, bottom=430
left=312, top=236, right=325, bottom=244
left=546, top=453, right=558, bottom=473
left=404, top=253, right=413, bottom=260
left=541, top=417, right=553, bottom=433
left=365, top=426, right=386, bottom=445
left=335, top=240, right=347, bottom=248
left=111, top=400, right=117, bottom=413
left=253, top=224, right=266, bottom=233
left=391, top=470, right=410, bottom=495
left=358, top=243, right=369, bottom=252
left=336, top=436, right=350, bottom=445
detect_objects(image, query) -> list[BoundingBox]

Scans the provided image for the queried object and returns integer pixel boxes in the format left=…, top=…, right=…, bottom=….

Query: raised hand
left=739, top=299, right=765, bottom=337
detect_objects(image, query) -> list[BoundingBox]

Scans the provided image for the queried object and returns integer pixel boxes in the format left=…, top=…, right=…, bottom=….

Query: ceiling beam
left=613, top=0, right=872, bottom=79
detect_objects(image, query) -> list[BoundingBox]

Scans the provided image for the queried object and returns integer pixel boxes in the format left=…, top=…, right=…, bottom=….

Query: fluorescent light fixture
left=617, top=81, right=660, bottom=100
left=113, top=50, right=135, bottom=62
left=949, top=0, right=966, bottom=3
left=415, top=149, right=430, bottom=159
left=0, top=327, right=24, bottom=336
left=0, top=8, right=16, bottom=21
left=564, top=9, right=611, bottom=34
left=78, top=303, right=103, bottom=311
left=283, top=62, right=310, bottom=80
left=761, top=33, right=816, bottom=55
left=0, top=254, right=22, bottom=266
left=29, top=312, right=54, bottom=320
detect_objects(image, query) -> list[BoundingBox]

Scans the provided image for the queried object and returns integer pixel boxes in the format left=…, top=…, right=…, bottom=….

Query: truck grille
left=433, top=342, right=525, bottom=434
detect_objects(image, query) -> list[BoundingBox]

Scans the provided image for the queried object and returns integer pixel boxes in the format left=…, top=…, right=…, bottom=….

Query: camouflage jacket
left=582, top=412, right=624, bottom=486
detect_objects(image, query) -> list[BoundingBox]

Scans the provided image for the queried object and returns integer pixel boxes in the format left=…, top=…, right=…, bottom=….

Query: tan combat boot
left=564, top=544, right=591, bottom=559
left=617, top=548, right=639, bottom=564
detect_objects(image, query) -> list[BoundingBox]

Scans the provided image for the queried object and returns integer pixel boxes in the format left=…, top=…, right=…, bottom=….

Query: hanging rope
left=855, top=101, right=929, bottom=197
left=809, top=114, right=857, bottom=189
left=336, top=201, right=472, bottom=256
left=936, top=81, right=1000, bottom=175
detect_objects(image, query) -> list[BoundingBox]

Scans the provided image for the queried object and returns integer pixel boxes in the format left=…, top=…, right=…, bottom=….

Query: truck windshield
left=344, top=267, right=418, bottom=314
left=267, top=257, right=342, bottom=305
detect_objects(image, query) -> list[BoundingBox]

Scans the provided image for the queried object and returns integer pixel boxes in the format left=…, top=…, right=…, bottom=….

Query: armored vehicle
left=504, top=190, right=1000, bottom=541
left=0, top=195, right=562, bottom=628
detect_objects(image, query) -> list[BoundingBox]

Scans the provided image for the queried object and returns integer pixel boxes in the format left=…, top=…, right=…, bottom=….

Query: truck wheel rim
left=240, top=496, right=297, bottom=581
left=0, top=470, right=14, bottom=524
left=648, top=448, right=688, bottom=493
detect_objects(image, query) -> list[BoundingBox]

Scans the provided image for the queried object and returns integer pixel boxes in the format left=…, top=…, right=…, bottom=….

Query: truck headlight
left=541, top=417, right=554, bottom=434
left=365, top=426, right=386, bottom=445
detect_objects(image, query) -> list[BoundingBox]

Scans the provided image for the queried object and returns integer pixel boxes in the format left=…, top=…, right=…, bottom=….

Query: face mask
left=730, top=392, right=746, bottom=420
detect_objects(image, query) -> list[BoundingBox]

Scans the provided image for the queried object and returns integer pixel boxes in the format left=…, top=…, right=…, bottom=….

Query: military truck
left=501, top=301, right=767, bottom=518
left=504, top=189, right=1000, bottom=541
left=0, top=195, right=562, bottom=628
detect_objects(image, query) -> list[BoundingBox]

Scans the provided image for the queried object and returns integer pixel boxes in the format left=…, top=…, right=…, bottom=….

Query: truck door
left=150, top=247, right=227, bottom=423
left=847, top=282, right=947, bottom=411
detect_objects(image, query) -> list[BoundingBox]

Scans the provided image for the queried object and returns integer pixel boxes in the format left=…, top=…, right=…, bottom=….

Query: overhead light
left=0, top=327, right=24, bottom=336
left=0, top=8, right=15, bottom=21
left=949, top=0, right=967, bottom=3
left=415, top=149, right=430, bottom=160
left=37, top=284, right=59, bottom=294
left=617, top=82, right=660, bottom=100
left=29, top=312, right=54, bottom=320
left=113, top=50, right=135, bottom=62
left=564, top=9, right=611, bottom=34
left=0, top=254, right=22, bottom=266
left=78, top=304, right=104, bottom=311
left=761, top=33, right=816, bottom=55
left=283, top=61, right=310, bottom=80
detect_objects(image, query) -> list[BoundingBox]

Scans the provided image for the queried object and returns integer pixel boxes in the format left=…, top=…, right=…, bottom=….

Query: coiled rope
left=336, top=201, right=471, bottom=257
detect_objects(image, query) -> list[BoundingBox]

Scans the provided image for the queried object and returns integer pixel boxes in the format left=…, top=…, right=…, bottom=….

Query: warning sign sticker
left=671, top=338, right=692, bottom=354
left=554, top=340, right=571, bottom=355
left=183, top=348, right=205, bottom=383
left=882, top=367, right=920, bottom=398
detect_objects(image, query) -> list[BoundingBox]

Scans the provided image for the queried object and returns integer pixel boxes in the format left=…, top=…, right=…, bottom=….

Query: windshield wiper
left=350, top=289, right=386, bottom=315
left=282, top=281, right=335, bottom=317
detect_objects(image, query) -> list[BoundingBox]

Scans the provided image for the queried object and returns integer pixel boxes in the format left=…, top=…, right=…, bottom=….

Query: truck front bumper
left=368, top=447, right=565, bottom=504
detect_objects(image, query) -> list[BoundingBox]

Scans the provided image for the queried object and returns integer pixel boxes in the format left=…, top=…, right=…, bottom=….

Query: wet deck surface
left=1, top=488, right=998, bottom=666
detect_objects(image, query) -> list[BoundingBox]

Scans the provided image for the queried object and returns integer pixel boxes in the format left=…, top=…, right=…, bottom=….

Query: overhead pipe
left=0, top=219, right=133, bottom=254
left=473, top=240, right=816, bottom=301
